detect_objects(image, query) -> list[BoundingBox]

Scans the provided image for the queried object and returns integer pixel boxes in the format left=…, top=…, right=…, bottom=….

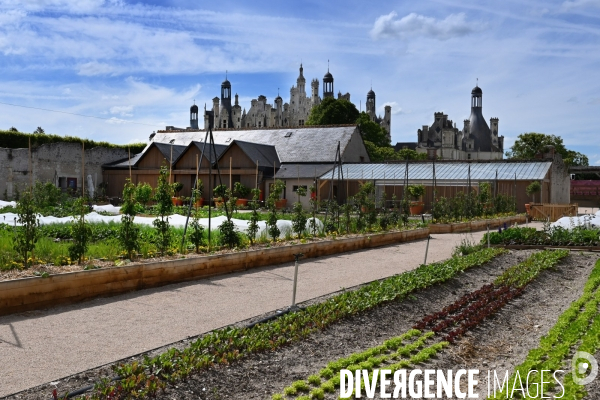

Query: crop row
left=74, top=248, right=507, bottom=399
left=271, top=250, right=569, bottom=399
left=271, top=330, right=448, bottom=400
left=488, top=258, right=600, bottom=399
left=483, top=225, right=600, bottom=247
left=414, top=249, right=569, bottom=344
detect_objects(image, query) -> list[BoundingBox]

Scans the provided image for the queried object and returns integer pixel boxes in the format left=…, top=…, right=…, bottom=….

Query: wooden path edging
left=0, top=228, right=429, bottom=317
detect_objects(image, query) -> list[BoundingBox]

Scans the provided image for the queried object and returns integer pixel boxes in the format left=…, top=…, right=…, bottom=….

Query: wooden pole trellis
left=180, top=109, right=230, bottom=253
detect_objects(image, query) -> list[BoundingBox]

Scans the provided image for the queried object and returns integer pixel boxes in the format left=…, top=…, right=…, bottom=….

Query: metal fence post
left=424, top=236, right=431, bottom=265
left=291, top=253, right=304, bottom=309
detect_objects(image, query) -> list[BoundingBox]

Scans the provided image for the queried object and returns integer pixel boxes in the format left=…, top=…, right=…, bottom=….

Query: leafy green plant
left=233, top=182, right=250, bottom=198
left=526, top=180, right=541, bottom=203
left=172, top=181, right=184, bottom=196
left=68, top=197, right=92, bottom=264
left=14, top=191, right=40, bottom=267
left=218, top=219, right=240, bottom=249
left=213, top=184, right=228, bottom=200
left=291, top=186, right=308, bottom=239
left=188, top=209, right=205, bottom=253
left=135, top=182, right=153, bottom=209
left=308, top=185, right=319, bottom=237
left=119, top=179, right=141, bottom=260
left=246, top=188, right=261, bottom=245
left=153, top=165, right=174, bottom=254
left=407, top=184, right=425, bottom=201
left=266, top=180, right=285, bottom=241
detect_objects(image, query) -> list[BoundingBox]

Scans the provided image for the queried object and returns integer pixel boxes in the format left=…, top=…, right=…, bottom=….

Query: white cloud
left=109, top=105, right=133, bottom=116
left=78, top=61, right=117, bottom=76
left=381, top=102, right=404, bottom=115
left=370, top=11, right=476, bottom=41
left=105, top=117, right=128, bottom=124
left=561, top=0, right=600, bottom=11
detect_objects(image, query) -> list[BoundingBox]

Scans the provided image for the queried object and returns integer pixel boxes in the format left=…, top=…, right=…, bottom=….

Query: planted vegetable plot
left=15, top=249, right=600, bottom=400
left=269, top=250, right=568, bottom=399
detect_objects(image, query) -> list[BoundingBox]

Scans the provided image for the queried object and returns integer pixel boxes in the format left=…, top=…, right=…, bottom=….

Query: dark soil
left=8, top=251, right=599, bottom=400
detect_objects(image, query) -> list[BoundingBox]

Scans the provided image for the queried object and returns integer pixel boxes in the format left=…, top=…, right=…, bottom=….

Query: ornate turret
left=219, top=73, right=234, bottom=129
left=467, top=84, right=492, bottom=151
left=366, top=88, right=376, bottom=120
left=190, top=102, right=199, bottom=129
left=323, top=63, right=334, bottom=98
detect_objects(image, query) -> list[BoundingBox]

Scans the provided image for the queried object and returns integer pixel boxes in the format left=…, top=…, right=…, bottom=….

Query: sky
left=1, top=0, right=599, bottom=163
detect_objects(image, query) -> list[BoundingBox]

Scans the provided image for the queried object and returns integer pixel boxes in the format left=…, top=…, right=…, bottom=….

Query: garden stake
left=487, top=224, right=490, bottom=248
left=424, top=235, right=431, bottom=265
left=291, top=253, right=304, bottom=309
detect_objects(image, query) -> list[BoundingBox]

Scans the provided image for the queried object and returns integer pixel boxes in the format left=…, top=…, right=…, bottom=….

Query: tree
left=119, top=179, right=141, bottom=260
left=306, top=97, right=359, bottom=126
left=246, top=188, right=261, bottom=245
left=153, top=164, right=173, bottom=254
left=506, top=132, right=588, bottom=167
left=69, top=197, right=91, bottom=264
left=14, top=191, right=40, bottom=267
left=34, top=127, right=45, bottom=134
left=291, top=186, right=307, bottom=239
left=397, top=148, right=427, bottom=161
left=356, top=112, right=390, bottom=147
left=135, top=182, right=152, bottom=209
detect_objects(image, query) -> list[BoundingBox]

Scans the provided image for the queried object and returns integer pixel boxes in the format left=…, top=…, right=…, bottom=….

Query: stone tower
left=366, top=89, right=376, bottom=121
left=190, top=102, right=199, bottom=129
left=467, top=85, right=492, bottom=152
left=311, top=79, right=320, bottom=105
left=297, top=64, right=306, bottom=95
left=219, top=77, right=234, bottom=129
left=323, top=68, right=334, bottom=98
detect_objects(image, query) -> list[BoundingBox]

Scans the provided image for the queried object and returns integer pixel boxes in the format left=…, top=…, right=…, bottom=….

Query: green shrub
left=153, top=165, right=174, bottom=254
left=119, top=179, right=141, bottom=259
left=68, top=197, right=92, bottom=264
left=14, top=191, right=40, bottom=267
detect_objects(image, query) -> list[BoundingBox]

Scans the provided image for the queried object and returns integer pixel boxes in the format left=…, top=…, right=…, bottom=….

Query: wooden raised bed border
left=429, top=215, right=527, bottom=234
left=0, top=229, right=429, bottom=317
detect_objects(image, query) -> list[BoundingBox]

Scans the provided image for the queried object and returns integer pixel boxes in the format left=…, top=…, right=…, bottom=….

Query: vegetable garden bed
left=15, top=248, right=596, bottom=400
left=0, top=228, right=429, bottom=317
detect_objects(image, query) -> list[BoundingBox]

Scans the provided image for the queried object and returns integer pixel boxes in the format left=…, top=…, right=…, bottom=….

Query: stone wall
left=550, top=153, right=571, bottom=204
left=0, top=143, right=128, bottom=200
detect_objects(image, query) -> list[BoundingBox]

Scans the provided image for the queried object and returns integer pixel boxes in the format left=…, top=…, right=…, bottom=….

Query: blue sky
left=1, top=0, right=599, bottom=163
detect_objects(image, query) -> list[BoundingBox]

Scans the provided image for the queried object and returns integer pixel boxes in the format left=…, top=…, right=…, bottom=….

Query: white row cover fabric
left=551, top=211, right=600, bottom=230
left=0, top=212, right=323, bottom=239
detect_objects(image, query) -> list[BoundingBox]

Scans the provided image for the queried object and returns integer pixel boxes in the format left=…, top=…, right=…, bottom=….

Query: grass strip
left=81, top=247, right=507, bottom=399
left=488, top=258, right=600, bottom=399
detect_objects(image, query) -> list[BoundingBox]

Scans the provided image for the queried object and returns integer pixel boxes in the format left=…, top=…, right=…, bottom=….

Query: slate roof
left=103, top=152, right=143, bottom=169
left=149, top=126, right=359, bottom=163
left=320, top=161, right=553, bottom=185
left=173, top=141, right=228, bottom=165
left=231, top=140, right=280, bottom=169
left=275, top=163, right=336, bottom=179
left=153, top=142, right=187, bottom=164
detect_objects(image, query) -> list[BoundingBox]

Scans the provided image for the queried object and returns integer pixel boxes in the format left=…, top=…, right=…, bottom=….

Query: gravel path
left=0, top=225, right=540, bottom=398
